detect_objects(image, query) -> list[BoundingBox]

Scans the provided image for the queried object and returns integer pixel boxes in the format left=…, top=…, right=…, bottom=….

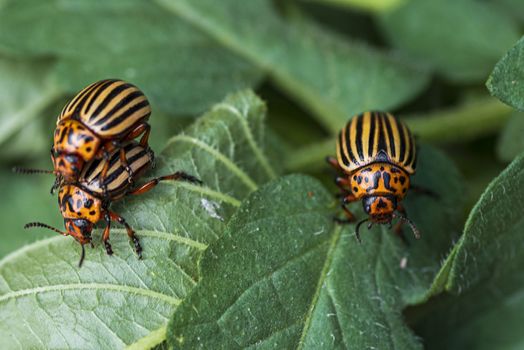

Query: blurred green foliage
left=0, top=0, right=523, bottom=349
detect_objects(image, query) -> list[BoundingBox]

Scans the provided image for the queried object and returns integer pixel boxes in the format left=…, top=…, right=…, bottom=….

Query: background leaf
left=0, top=0, right=263, bottom=115
left=0, top=57, right=61, bottom=160
left=300, top=0, right=406, bottom=13
left=167, top=145, right=464, bottom=349
left=408, top=154, right=524, bottom=349
left=497, top=112, right=524, bottom=162
left=0, top=90, right=280, bottom=349
left=487, top=36, right=524, bottom=111
left=156, top=0, right=430, bottom=133
left=378, top=0, right=521, bottom=82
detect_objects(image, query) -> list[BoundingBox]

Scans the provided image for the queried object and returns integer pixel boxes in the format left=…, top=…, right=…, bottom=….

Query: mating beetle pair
left=26, top=142, right=200, bottom=266
left=328, top=111, right=429, bottom=242
left=17, top=79, right=200, bottom=266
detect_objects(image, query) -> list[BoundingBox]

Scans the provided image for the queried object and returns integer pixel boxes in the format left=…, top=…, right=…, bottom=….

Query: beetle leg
left=118, top=147, right=135, bottom=186
left=410, top=185, right=439, bottom=199
left=333, top=193, right=358, bottom=224
left=109, top=211, right=142, bottom=259
left=122, top=122, right=151, bottom=147
left=99, top=156, right=111, bottom=198
left=335, top=176, right=350, bottom=189
left=326, top=156, right=342, bottom=171
left=102, top=212, right=113, bottom=255
left=127, top=172, right=202, bottom=196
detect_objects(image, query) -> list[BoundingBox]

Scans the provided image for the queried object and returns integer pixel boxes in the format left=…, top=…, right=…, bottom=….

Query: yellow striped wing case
left=336, top=111, right=416, bottom=174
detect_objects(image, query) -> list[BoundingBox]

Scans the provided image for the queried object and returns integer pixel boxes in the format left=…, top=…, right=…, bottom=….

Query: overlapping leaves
left=0, top=91, right=279, bottom=349
left=409, top=154, right=524, bottom=349
left=166, top=146, right=464, bottom=349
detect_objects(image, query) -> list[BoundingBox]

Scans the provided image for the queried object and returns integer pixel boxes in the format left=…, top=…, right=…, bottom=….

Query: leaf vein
left=165, top=134, right=258, bottom=191
left=296, top=225, right=342, bottom=349
left=0, top=283, right=181, bottom=306
left=214, top=102, right=277, bottom=179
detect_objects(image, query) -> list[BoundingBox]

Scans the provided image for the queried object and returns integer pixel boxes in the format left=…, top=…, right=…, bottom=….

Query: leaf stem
left=301, top=0, right=406, bottom=12
left=286, top=97, right=513, bottom=172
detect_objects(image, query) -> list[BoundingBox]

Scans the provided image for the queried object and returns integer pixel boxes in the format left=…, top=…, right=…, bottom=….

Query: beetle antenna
left=392, top=213, right=420, bottom=239
left=13, top=167, right=55, bottom=175
left=24, top=222, right=67, bottom=236
left=78, top=245, right=86, bottom=268
left=355, top=218, right=369, bottom=244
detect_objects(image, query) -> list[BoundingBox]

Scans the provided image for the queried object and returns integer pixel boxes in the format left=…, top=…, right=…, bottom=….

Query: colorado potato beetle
left=327, top=111, right=421, bottom=242
left=51, top=79, right=152, bottom=191
left=26, top=142, right=201, bottom=267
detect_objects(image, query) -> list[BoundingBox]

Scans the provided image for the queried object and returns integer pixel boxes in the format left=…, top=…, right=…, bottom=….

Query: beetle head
left=64, top=218, right=93, bottom=245
left=363, top=195, right=397, bottom=224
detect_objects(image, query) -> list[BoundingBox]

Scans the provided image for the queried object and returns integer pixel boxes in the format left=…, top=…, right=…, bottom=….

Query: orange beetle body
left=328, top=111, right=422, bottom=242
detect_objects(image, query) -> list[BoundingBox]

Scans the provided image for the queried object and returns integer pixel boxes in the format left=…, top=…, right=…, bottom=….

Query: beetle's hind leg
left=128, top=171, right=202, bottom=196
left=118, top=146, right=136, bottom=186
left=326, top=156, right=342, bottom=171
left=410, top=185, right=439, bottom=199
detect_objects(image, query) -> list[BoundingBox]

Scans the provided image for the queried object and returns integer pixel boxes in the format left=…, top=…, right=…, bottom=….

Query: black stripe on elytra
left=89, top=82, right=130, bottom=122
left=73, top=80, right=114, bottom=119
left=103, top=152, right=148, bottom=188
left=368, top=112, right=376, bottom=158
left=83, top=80, right=119, bottom=118
left=384, top=115, right=396, bottom=158
left=103, top=149, right=149, bottom=186
left=94, top=90, right=144, bottom=127
left=338, top=131, right=350, bottom=167
left=100, top=100, right=150, bottom=132
left=376, top=112, right=387, bottom=153
left=345, top=123, right=358, bottom=165
left=394, top=117, right=406, bottom=162
left=355, top=114, right=364, bottom=161
left=404, top=129, right=415, bottom=168
left=64, top=81, right=102, bottom=116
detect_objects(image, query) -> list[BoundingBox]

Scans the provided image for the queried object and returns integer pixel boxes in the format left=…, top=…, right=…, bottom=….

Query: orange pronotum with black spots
left=327, top=111, right=421, bottom=242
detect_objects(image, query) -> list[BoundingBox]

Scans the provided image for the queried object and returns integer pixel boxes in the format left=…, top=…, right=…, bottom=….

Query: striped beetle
left=25, top=141, right=201, bottom=267
left=50, top=79, right=152, bottom=192
left=327, top=111, right=422, bottom=242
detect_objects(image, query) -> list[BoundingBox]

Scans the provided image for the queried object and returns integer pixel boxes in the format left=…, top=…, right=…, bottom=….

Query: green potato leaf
left=497, top=112, right=524, bottom=162
left=155, top=0, right=430, bottom=133
left=0, top=1, right=262, bottom=115
left=378, top=0, right=521, bottom=82
left=487, top=36, right=524, bottom=111
left=167, top=145, right=464, bottom=349
left=410, top=154, right=524, bottom=349
left=0, top=90, right=279, bottom=349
